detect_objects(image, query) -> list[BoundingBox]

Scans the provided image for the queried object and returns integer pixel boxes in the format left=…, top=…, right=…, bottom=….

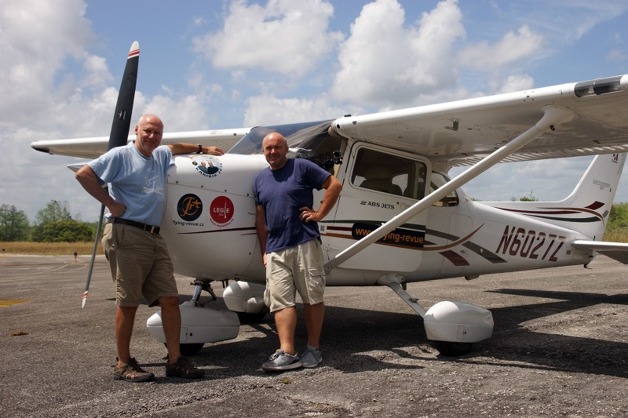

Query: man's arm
left=255, top=204, right=268, bottom=265
left=301, top=175, right=342, bottom=223
left=167, top=144, right=224, bottom=156
left=75, top=165, right=126, bottom=217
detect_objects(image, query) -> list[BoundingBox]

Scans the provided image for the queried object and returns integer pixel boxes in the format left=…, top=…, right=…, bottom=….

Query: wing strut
left=324, top=105, right=576, bottom=273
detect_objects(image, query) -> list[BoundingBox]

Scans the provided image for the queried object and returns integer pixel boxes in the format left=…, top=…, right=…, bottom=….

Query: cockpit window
left=351, top=147, right=427, bottom=199
left=429, top=171, right=459, bottom=206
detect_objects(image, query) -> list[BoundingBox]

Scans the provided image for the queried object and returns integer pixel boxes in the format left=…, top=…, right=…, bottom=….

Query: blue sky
left=2, top=0, right=628, bottom=222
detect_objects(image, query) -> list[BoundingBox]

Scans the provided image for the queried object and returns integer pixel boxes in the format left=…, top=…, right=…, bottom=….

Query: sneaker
left=113, top=357, right=154, bottom=382
left=165, top=356, right=205, bottom=379
left=300, top=346, right=322, bottom=368
left=262, top=350, right=303, bottom=372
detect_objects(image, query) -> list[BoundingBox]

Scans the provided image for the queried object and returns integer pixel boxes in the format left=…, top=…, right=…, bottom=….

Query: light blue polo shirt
left=88, top=142, right=173, bottom=226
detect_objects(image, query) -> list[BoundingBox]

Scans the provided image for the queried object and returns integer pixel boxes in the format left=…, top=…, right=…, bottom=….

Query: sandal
left=113, top=357, right=154, bottom=382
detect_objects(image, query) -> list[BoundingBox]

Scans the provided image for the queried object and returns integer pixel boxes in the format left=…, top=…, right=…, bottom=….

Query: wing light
left=574, top=76, right=622, bottom=97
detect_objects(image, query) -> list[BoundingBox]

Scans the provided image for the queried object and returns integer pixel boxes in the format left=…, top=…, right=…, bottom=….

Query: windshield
left=229, top=120, right=344, bottom=171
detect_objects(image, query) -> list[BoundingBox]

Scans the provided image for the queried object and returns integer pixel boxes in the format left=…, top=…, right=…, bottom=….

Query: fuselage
left=161, top=150, right=596, bottom=287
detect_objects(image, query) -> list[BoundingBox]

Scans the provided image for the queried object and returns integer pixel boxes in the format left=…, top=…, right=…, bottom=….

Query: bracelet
left=196, top=144, right=202, bottom=154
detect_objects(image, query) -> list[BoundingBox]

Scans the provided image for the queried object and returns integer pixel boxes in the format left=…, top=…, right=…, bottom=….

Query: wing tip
left=31, top=145, right=50, bottom=154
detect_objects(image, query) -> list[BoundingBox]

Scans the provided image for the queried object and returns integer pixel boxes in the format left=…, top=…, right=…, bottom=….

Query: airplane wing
left=572, top=240, right=628, bottom=264
left=331, top=75, right=628, bottom=167
left=31, top=128, right=250, bottom=159
left=32, top=74, right=628, bottom=164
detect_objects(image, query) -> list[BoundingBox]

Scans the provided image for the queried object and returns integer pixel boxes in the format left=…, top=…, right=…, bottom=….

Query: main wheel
left=237, top=311, right=268, bottom=324
left=431, top=341, right=473, bottom=357
left=180, top=343, right=204, bottom=356
left=165, top=343, right=204, bottom=356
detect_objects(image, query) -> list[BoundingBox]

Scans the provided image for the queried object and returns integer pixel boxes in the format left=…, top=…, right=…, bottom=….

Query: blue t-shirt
left=88, top=142, right=173, bottom=226
left=254, top=158, right=330, bottom=253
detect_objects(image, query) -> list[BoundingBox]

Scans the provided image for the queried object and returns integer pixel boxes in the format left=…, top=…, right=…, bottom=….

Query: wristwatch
left=196, top=144, right=202, bottom=154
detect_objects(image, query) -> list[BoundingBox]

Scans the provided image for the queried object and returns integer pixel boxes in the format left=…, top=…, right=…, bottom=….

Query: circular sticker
left=210, top=196, right=234, bottom=225
left=177, top=194, right=203, bottom=221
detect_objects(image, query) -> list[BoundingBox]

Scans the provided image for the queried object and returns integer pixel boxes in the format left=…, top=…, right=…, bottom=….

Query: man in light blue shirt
left=76, top=114, right=223, bottom=382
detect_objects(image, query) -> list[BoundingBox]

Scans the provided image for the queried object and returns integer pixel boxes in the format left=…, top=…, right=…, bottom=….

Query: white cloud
left=331, top=0, right=465, bottom=106
left=243, top=94, right=345, bottom=126
left=194, top=0, right=342, bottom=77
left=498, top=74, right=534, bottom=93
left=459, top=25, right=543, bottom=71
left=145, top=94, right=210, bottom=132
left=0, top=0, right=94, bottom=125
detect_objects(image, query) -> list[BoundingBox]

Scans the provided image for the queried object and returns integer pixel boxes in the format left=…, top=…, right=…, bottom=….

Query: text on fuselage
left=496, top=225, right=565, bottom=261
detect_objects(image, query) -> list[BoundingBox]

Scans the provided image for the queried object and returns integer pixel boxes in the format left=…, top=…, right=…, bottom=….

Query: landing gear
left=431, top=341, right=473, bottom=357
left=237, top=311, right=268, bottom=324
left=179, top=343, right=205, bottom=357
left=164, top=342, right=205, bottom=356
left=379, top=273, right=494, bottom=357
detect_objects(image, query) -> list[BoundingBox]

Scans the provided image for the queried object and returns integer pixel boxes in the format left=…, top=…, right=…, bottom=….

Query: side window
left=430, top=171, right=459, bottom=206
left=351, top=148, right=427, bottom=199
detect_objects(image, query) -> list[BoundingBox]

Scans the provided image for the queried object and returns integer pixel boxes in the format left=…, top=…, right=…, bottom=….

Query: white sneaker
left=262, top=350, right=303, bottom=372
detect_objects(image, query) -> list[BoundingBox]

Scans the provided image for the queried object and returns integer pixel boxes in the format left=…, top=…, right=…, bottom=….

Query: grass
left=0, top=241, right=103, bottom=256
left=603, top=230, right=628, bottom=243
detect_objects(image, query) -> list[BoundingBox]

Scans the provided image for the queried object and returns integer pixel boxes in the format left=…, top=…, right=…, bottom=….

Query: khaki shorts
left=102, top=223, right=178, bottom=307
left=264, top=238, right=326, bottom=312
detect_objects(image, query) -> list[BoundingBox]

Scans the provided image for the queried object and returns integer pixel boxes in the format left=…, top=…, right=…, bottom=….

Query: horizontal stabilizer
left=572, top=240, right=628, bottom=264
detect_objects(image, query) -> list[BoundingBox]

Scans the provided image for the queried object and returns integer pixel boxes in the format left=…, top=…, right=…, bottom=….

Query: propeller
left=82, top=41, right=139, bottom=308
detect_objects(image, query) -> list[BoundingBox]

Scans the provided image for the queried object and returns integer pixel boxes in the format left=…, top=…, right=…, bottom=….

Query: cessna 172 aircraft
left=31, top=42, right=628, bottom=357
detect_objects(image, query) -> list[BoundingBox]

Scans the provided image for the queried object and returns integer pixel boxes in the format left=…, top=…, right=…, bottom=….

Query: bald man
left=254, top=132, right=342, bottom=372
left=76, top=114, right=222, bottom=382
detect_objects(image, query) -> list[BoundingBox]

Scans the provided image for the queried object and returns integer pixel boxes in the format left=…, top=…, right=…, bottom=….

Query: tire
left=165, top=343, right=204, bottom=356
left=431, top=341, right=473, bottom=357
left=236, top=311, right=268, bottom=324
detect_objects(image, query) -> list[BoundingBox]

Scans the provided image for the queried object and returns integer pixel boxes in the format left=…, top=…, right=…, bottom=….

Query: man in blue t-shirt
left=254, top=132, right=342, bottom=372
left=76, top=114, right=223, bottom=382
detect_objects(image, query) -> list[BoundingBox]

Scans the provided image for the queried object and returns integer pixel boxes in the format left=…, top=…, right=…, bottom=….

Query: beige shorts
left=264, top=238, right=326, bottom=312
left=102, top=223, right=178, bottom=307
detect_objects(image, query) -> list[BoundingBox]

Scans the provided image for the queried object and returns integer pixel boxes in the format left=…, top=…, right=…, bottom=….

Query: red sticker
left=210, top=196, right=234, bottom=225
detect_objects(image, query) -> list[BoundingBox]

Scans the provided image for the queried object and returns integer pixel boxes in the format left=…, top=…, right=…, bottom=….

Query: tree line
left=0, top=200, right=96, bottom=242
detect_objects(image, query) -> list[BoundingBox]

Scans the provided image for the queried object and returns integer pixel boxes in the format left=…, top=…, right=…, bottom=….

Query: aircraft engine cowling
left=161, top=153, right=268, bottom=281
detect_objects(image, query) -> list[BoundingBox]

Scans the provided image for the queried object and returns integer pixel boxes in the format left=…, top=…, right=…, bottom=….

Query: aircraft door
left=322, top=145, right=429, bottom=272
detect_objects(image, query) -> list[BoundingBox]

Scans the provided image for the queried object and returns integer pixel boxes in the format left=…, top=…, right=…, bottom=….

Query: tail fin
left=494, top=153, right=626, bottom=240
left=556, top=153, right=625, bottom=239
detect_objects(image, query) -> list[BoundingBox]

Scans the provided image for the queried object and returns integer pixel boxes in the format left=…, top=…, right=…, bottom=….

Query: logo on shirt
left=177, top=194, right=203, bottom=221
left=209, top=196, right=234, bottom=226
left=191, top=156, right=222, bottom=178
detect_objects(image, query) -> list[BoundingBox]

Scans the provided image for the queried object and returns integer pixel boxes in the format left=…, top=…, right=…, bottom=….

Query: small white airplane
left=32, top=43, right=628, bottom=356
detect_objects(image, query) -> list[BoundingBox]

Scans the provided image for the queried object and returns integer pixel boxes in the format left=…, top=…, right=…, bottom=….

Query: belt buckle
left=148, top=225, right=158, bottom=234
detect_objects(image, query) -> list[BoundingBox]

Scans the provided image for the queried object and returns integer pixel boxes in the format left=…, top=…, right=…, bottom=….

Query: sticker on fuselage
left=360, top=200, right=396, bottom=210
left=177, top=194, right=203, bottom=221
left=352, top=222, right=425, bottom=249
left=191, top=155, right=222, bottom=178
left=172, top=194, right=205, bottom=227
left=209, top=196, right=234, bottom=227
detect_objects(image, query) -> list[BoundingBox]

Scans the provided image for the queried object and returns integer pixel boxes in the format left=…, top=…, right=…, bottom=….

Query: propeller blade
left=108, top=41, right=140, bottom=150
left=82, top=41, right=140, bottom=308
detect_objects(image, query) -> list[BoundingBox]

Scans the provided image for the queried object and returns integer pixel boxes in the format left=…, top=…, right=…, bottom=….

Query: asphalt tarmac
left=1, top=254, right=627, bottom=417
